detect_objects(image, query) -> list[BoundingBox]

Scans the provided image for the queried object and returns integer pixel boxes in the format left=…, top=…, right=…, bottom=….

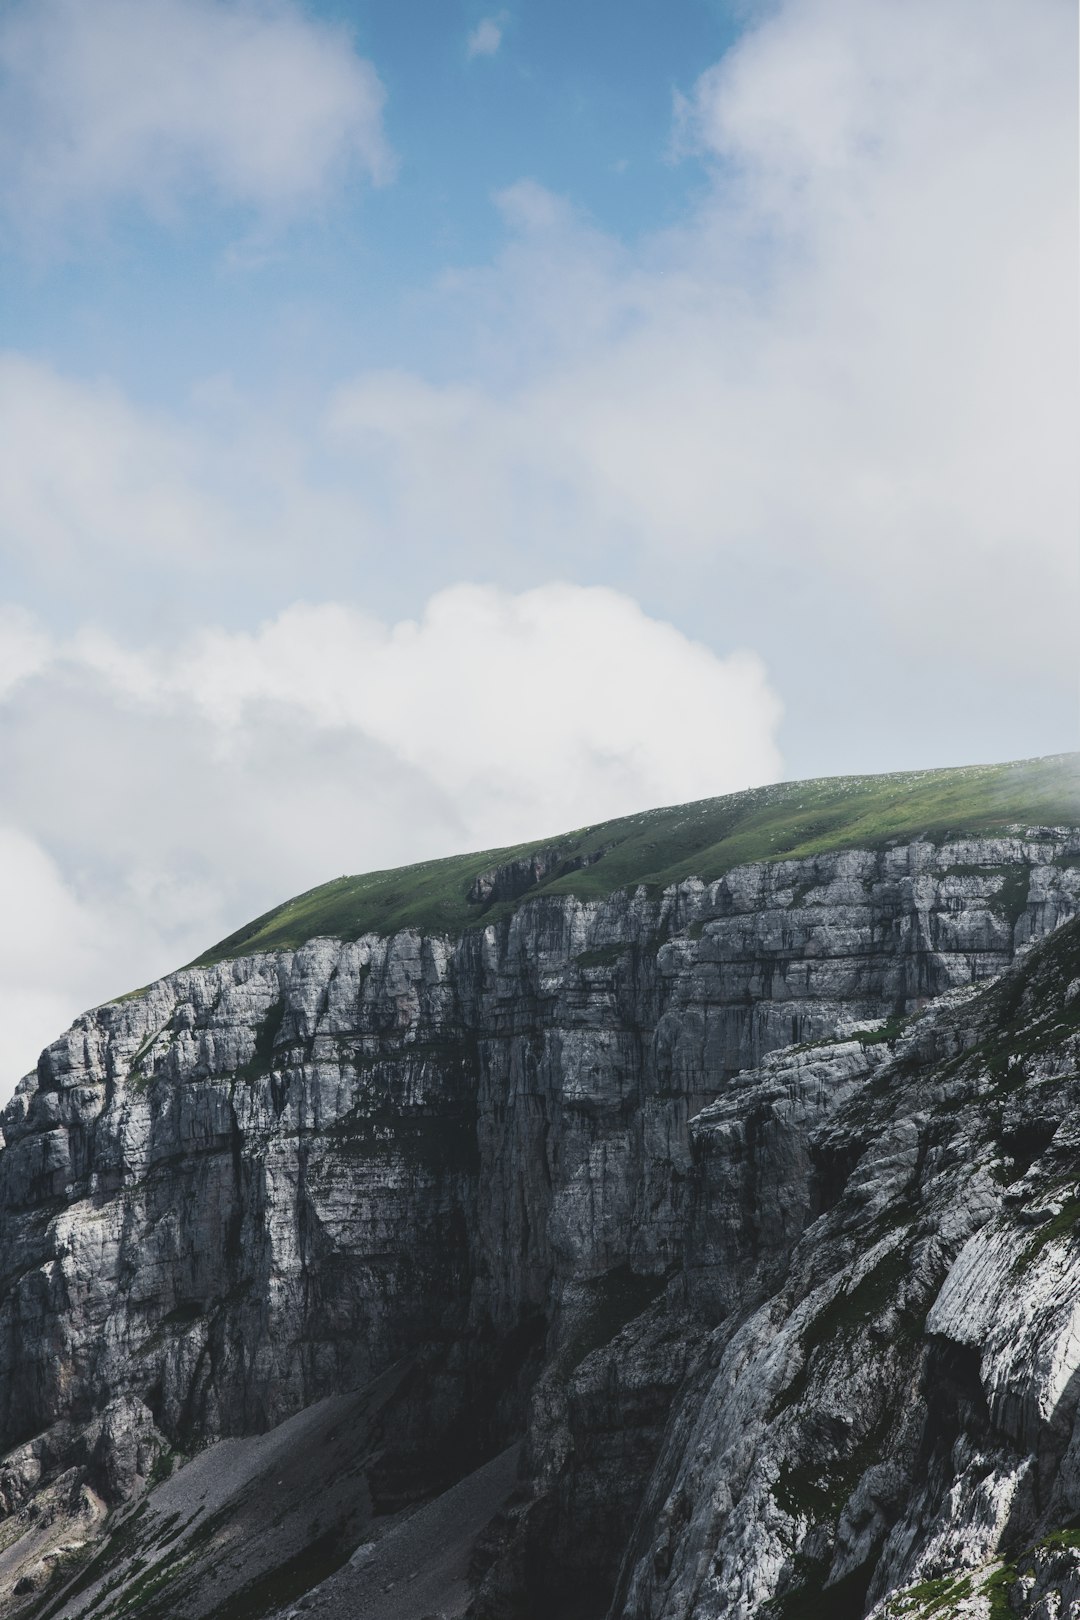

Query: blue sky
left=1, top=1, right=735, bottom=403
left=0, top=0, right=1075, bottom=1090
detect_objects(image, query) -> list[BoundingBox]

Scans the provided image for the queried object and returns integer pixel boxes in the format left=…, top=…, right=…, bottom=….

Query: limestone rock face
left=612, top=915, right=1080, bottom=1619
left=1, top=832, right=1079, bottom=1617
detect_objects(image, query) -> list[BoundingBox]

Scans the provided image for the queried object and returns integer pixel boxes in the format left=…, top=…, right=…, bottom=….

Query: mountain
left=1, top=752, right=1078, bottom=1620
left=194, top=752, right=1080, bottom=960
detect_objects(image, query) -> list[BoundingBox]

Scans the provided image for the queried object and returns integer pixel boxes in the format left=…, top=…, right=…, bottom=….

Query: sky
left=0, top=0, right=1076, bottom=1095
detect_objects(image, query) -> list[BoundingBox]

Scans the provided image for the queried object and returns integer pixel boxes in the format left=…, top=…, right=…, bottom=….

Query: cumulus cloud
left=331, top=0, right=1077, bottom=668
left=466, top=14, right=508, bottom=60
left=0, top=0, right=394, bottom=240
left=0, top=586, right=782, bottom=1097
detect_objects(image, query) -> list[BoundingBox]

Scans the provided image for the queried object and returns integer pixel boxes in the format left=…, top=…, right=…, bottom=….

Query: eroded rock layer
left=1, top=832, right=1079, bottom=1618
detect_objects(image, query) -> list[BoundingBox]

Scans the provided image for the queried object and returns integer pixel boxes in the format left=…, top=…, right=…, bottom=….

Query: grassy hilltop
left=194, top=752, right=1080, bottom=965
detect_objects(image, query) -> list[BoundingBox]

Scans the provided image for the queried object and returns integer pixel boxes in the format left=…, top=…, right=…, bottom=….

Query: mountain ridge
left=2, top=757, right=1080, bottom=1617
left=191, top=751, right=1080, bottom=966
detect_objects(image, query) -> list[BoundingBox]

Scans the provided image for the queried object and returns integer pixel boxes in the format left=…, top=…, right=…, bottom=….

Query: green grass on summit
left=193, top=752, right=1080, bottom=965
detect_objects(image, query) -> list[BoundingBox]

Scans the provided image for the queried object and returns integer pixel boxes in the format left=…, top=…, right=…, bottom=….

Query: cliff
left=1, top=756, right=1079, bottom=1619
left=614, top=902, right=1080, bottom=1619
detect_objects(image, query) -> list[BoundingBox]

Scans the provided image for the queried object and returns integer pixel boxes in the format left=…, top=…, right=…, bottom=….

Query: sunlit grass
left=192, top=752, right=1079, bottom=965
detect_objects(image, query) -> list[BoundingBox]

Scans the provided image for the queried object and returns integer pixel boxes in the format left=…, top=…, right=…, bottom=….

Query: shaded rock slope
left=1, top=760, right=1080, bottom=1618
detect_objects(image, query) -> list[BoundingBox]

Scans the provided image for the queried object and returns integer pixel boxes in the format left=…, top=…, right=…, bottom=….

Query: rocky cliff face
left=612, top=903, right=1080, bottom=1620
left=1, top=831, right=1078, bottom=1618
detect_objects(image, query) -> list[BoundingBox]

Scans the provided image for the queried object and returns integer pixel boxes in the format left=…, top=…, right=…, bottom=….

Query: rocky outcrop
left=612, top=909, right=1080, bottom=1619
left=1, top=831, right=1079, bottom=1617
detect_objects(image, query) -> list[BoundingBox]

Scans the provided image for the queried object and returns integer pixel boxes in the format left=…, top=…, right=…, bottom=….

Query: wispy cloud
left=467, top=13, right=508, bottom=59
left=0, top=0, right=395, bottom=246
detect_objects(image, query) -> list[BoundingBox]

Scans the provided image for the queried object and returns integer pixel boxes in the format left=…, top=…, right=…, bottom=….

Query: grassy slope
left=192, top=753, right=1080, bottom=965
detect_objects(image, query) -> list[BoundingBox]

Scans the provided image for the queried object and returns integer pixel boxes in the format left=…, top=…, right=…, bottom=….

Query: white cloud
left=0, top=0, right=1073, bottom=1100
left=0, top=354, right=371, bottom=610
left=467, top=14, right=507, bottom=59
left=0, top=827, right=109, bottom=1098
left=331, top=0, right=1077, bottom=669
left=4, top=0, right=1072, bottom=677
left=0, top=0, right=394, bottom=240
left=0, top=355, right=240, bottom=571
left=0, top=587, right=782, bottom=1099
left=0, top=607, right=51, bottom=700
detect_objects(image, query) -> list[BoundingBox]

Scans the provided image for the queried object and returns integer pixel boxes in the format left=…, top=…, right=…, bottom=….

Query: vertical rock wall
left=0, top=835, right=1076, bottom=1612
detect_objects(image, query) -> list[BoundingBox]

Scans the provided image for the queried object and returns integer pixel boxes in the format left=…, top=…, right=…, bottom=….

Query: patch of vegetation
left=885, top=1573, right=975, bottom=1615
left=938, top=861, right=1032, bottom=929
left=988, top=1059, right=1029, bottom=1099
left=147, top=1445, right=176, bottom=1487
left=95, top=1524, right=220, bottom=1620
left=881, top=1561, right=1028, bottom=1619
left=770, top=1400, right=895, bottom=1532
left=108, top=983, right=153, bottom=1006
left=981, top=1562, right=1019, bottom=1620
left=237, top=997, right=286, bottom=1081
left=989, top=866, right=1031, bottom=929
left=1034, top=1526, right=1080, bottom=1552
left=772, top=1459, right=849, bottom=1524
left=1012, top=1200, right=1080, bottom=1274
left=17, top=1544, right=95, bottom=1620
left=947, top=912, right=1080, bottom=1093
left=772, top=1248, right=914, bottom=1415
left=198, top=1528, right=348, bottom=1620
left=574, top=944, right=629, bottom=969
left=33, top=1504, right=150, bottom=1619
left=83, top=1498, right=237, bottom=1619
left=990, top=1157, right=1023, bottom=1186
left=178, top=754, right=1078, bottom=966
left=851, top=1014, right=908, bottom=1048
left=125, top=1024, right=177, bottom=1093
left=883, top=1529, right=1080, bottom=1620
left=731, top=1007, right=906, bottom=1062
